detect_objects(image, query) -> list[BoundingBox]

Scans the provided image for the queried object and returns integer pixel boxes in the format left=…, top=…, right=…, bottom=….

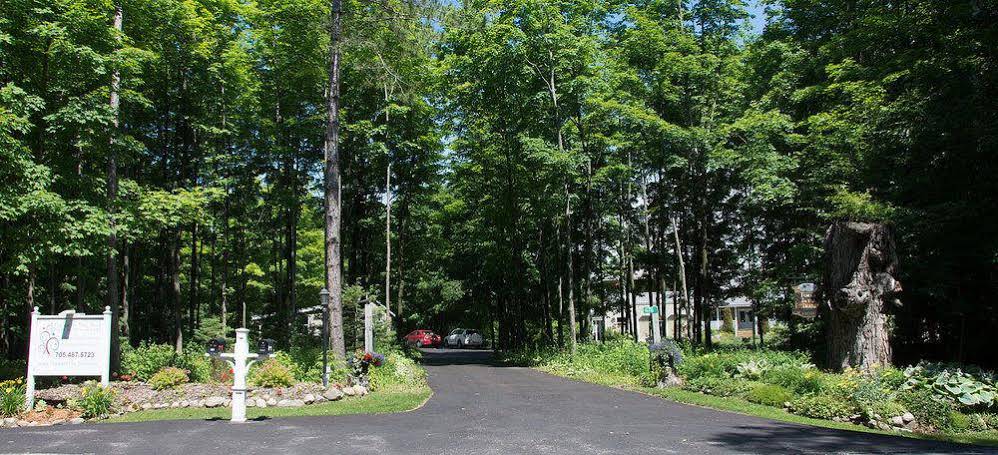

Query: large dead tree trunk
left=823, top=221, right=902, bottom=371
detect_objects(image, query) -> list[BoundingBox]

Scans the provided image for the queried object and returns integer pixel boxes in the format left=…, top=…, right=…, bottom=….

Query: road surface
left=2, top=349, right=993, bottom=454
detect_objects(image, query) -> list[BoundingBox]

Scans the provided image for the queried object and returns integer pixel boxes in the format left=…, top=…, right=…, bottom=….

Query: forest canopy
left=1, top=0, right=995, bottom=368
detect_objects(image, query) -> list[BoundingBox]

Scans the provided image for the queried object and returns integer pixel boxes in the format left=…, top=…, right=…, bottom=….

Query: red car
left=404, top=329, right=442, bottom=348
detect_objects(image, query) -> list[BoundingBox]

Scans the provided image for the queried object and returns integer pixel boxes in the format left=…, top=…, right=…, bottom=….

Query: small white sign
left=25, top=306, right=112, bottom=408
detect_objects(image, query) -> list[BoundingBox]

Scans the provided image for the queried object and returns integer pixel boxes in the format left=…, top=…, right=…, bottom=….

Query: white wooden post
left=364, top=302, right=374, bottom=353
left=25, top=307, right=39, bottom=410
left=101, top=306, right=112, bottom=386
left=651, top=306, right=661, bottom=344
left=230, top=328, right=252, bottom=422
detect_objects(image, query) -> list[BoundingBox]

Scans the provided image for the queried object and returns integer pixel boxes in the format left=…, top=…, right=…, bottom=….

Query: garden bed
left=1, top=343, right=427, bottom=428
left=1, top=381, right=368, bottom=429
left=501, top=339, right=998, bottom=446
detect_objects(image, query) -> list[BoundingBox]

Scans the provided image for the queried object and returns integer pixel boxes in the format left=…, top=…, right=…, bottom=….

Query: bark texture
left=823, top=221, right=902, bottom=371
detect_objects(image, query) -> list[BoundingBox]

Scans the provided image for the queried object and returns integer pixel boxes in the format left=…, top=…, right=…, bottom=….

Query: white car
left=444, top=328, right=484, bottom=348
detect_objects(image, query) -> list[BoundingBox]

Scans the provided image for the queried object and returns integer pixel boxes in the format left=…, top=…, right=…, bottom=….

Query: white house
left=592, top=292, right=777, bottom=343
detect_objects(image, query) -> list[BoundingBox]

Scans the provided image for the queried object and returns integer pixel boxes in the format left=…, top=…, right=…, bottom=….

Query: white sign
left=26, top=306, right=112, bottom=408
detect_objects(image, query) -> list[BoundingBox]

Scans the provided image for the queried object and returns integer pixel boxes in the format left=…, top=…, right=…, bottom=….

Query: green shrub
left=370, top=349, right=428, bottom=391
left=677, top=353, right=729, bottom=380
left=1, top=378, right=26, bottom=417
left=249, top=359, right=295, bottom=388
left=877, top=367, right=907, bottom=390
left=897, top=387, right=955, bottom=430
left=175, top=348, right=212, bottom=382
left=71, top=380, right=116, bottom=419
left=759, top=364, right=828, bottom=396
left=537, top=339, right=653, bottom=385
left=683, top=377, right=752, bottom=397
left=720, top=308, right=734, bottom=333
left=149, top=367, right=189, bottom=390
left=860, top=399, right=907, bottom=421
left=746, top=383, right=794, bottom=407
left=787, top=394, right=856, bottom=420
left=946, top=411, right=971, bottom=433
left=121, top=343, right=211, bottom=382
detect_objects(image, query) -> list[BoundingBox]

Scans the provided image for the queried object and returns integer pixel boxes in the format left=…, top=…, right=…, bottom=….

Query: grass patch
left=103, top=387, right=431, bottom=423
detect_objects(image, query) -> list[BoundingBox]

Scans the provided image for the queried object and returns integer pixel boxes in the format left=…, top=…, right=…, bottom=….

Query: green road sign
left=642, top=306, right=659, bottom=314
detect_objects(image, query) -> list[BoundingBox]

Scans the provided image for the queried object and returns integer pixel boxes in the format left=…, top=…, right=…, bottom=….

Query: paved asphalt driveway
left=2, top=349, right=995, bottom=454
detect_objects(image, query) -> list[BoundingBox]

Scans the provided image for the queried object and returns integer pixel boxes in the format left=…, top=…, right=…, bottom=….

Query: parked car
left=444, top=328, right=484, bottom=348
left=404, top=329, right=442, bottom=348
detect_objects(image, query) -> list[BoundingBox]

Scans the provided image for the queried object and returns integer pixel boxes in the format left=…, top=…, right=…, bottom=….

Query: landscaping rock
left=3, top=417, right=17, bottom=427
left=69, top=417, right=85, bottom=425
left=17, top=420, right=30, bottom=427
left=323, top=388, right=344, bottom=401
left=246, top=399, right=255, bottom=407
left=303, top=393, right=315, bottom=404
left=171, top=401, right=181, bottom=408
left=180, top=400, right=190, bottom=408
left=890, top=416, right=905, bottom=427
left=141, top=403, right=153, bottom=410
left=205, top=396, right=226, bottom=408
left=902, top=412, right=914, bottom=423
left=342, top=386, right=356, bottom=396
left=255, top=398, right=267, bottom=408
left=277, top=399, right=305, bottom=407
left=353, top=385, right=368, bottom=396
left=267, top=397, right=278, bottom=406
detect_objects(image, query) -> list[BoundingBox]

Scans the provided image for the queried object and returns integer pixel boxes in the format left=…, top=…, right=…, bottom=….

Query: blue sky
left=440, top=1, right=770, bottom=35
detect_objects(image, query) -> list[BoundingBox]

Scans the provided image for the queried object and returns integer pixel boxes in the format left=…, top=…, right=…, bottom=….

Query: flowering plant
left=1, top=377, right=26, bottom=417
left=349, top=350, right=385, bottom=386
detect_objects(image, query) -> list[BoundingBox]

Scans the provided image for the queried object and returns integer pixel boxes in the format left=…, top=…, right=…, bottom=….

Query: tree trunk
left=189, top=222, right=199, bottom=337
left=671, top=217, right=689, bottom=341
left=107, top=0, right=123, bottom=372
left=823, top=221, right=901, bottom=371
left=172, top=234, right=183, bottom=354
left=385, top=162, right=392, bottom=326
left=324, top=0, right=346, bottom=360
left=121, top=243, right=130, bottom=345
left=564, top=183, right=576, bottom=355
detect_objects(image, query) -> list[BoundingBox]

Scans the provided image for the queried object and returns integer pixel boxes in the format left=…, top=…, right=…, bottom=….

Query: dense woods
left=1, top=0, right=995, bottom=369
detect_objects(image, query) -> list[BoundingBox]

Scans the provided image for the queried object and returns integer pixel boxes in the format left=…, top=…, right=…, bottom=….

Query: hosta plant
left=734, top=359, right=771, bottom=380
left=904, top=363, right=997, bottom=408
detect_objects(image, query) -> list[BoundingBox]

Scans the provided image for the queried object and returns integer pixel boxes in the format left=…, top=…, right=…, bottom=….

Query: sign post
left=364, top=301, right=374, bottom=353
left=793, top=283, right=818, bottom=319
left=26, top=306, right=112, bottom=409
left=643, top=306, right=661, bottom=344
left=320, top=289, right=330, bottom=388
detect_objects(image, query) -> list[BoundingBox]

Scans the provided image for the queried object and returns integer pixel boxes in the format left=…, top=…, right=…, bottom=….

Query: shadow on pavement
left=705, top=424, right=994, bottom=454
left=418, top=348, right=498, bottom=366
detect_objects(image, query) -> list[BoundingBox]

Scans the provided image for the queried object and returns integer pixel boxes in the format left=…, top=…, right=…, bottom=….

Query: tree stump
left=823, top=222, right=902, bottom=371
